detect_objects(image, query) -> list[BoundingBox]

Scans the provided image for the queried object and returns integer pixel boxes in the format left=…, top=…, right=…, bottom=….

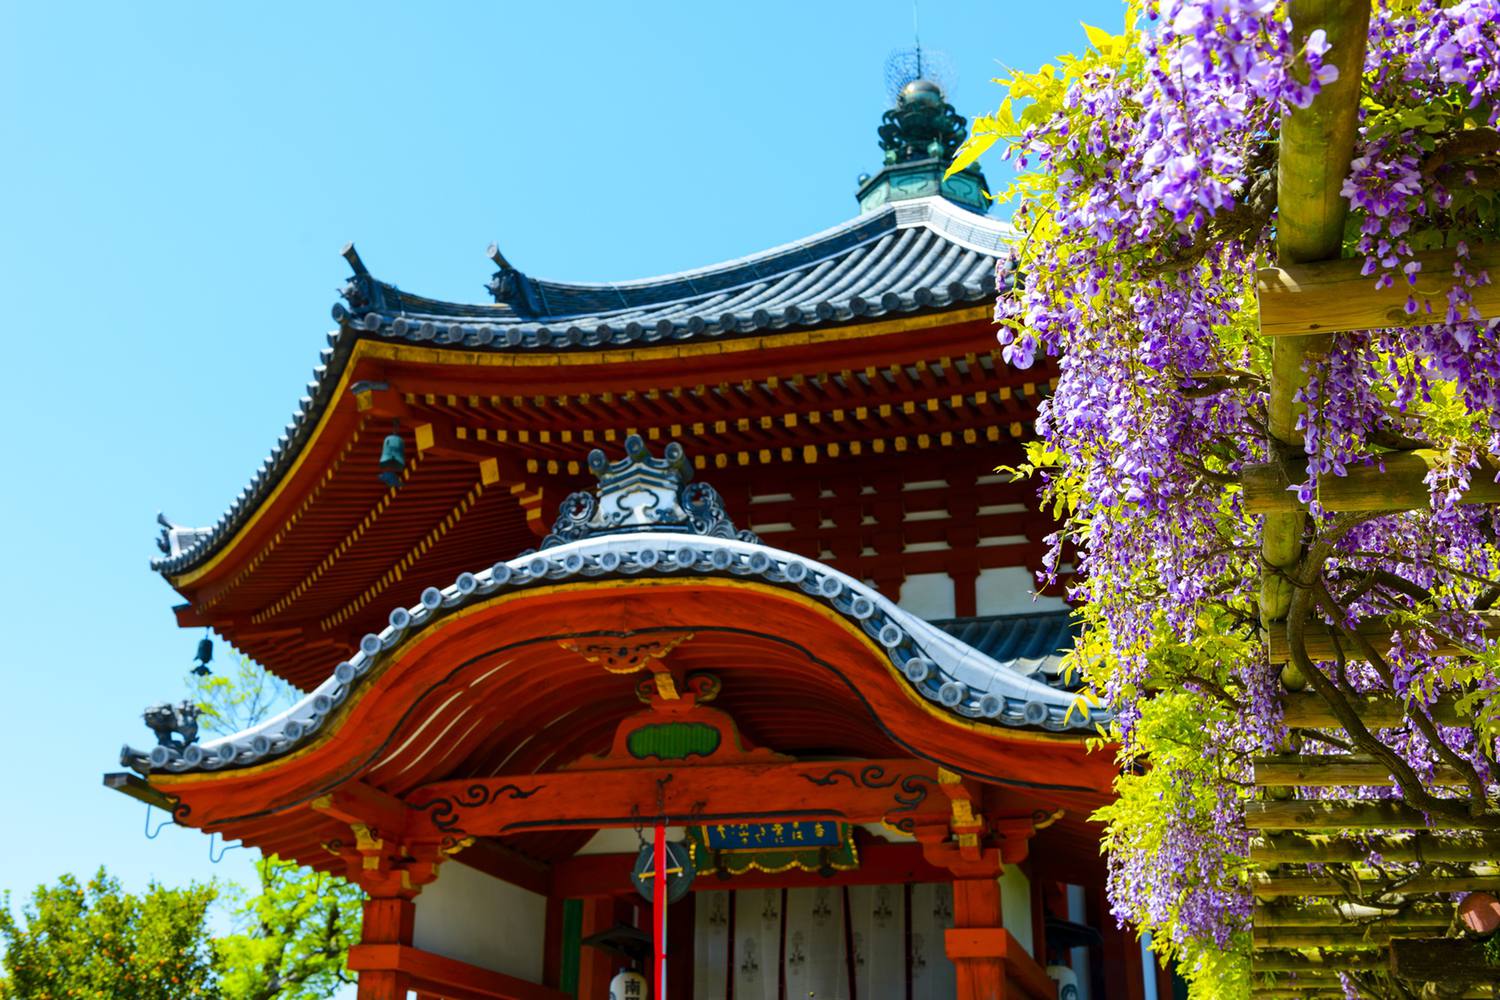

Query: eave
left=122, top=542, right=1113, bottom=870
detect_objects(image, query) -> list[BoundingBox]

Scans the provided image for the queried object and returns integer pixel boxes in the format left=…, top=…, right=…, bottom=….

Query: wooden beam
left=347, top=944, right=571, bottom=1000
left=1252, top=926, right=1398, bottom=949
left=1247, top=799, right=1498, bottom=831
left=1269, top=612, right=1500, bottom=663
left=312, top=782, right=413, bottom=842
left=102, top=772, right=177, bottom=812
left=1252, top=831, right=1500, bottom=864
left=1253, top=755, right=1469, bottom=788
left=1389, top=937, right=1500, bottom=985
left=1243, top=451, right=1500, bottom=514
left=1281, top=692, right=1465, bottom=728
left=1250, top=950, right=1383, bottom=972
left=405, top=759, right=948, bottom=840
left=551, top=840, right=955, bottom=898
left=1254, top=827, right=1500, bottom=869
left=1252, top=971, right=1345, bottom=984
left=1255, top=873, right=1500, bottom=899
left=1254, top=905, right=1452, bottom=929
left=1254, top=902, right=1453, bottom=927
left=1257, top=244, right=1500, bottom=338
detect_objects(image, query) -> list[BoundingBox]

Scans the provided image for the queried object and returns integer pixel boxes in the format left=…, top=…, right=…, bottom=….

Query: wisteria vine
left=957, top=0, right=1500, bottom=994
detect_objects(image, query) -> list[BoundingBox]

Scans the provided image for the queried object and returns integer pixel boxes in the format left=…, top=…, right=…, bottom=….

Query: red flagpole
left=653, top=821, right=667, bottom=1000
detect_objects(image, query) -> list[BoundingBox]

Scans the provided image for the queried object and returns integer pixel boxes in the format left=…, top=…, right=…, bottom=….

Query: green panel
left=626, top=721, right=721, bottom=760
left=560, top=898, right=583, bottom=997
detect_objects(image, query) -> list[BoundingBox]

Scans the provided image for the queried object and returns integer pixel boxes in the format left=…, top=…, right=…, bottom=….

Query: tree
left=187, top=656, right=364, bottom=1000
left=953, top=1, right=1499, bottom=995
left=0, top=868, right=219, bottom=1000
left=189, top=653, right=296, bottom=737
left=213, top=858, right=361, bottom=1000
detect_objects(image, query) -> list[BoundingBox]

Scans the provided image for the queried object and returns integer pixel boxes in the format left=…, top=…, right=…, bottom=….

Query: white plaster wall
left=1000, top=865, right=1035, bottom=958
left=575, top=826, right=684, bottom=855
left=898, top=572, right=956, bottom=619
left=975, top=566, right=1068, bottom=616
left=412, top=861, right=546, bottom=982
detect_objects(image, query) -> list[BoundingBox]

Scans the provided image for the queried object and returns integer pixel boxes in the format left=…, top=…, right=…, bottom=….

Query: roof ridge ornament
left=339, top=242, right=375, bottom=313
left=486, top=242, right=531, bottom=309
left=858, top=68, right=989, bottom=216
left=541, top=435, right=759, bottom=548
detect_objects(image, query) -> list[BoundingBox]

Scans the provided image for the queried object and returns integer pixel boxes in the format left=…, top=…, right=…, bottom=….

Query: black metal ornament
left=631, top=840, right=695, bottom=904
left=192, top=632, right=213, bottom=677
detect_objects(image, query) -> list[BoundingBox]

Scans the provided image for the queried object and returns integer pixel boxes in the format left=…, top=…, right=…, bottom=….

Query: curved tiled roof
left=336, top=197, right=1010, bottom=346
left=152, top=197, right=1012, bottom=577
left=124, top=533, right=1096, bottom=776
left=933, top=612, right=1080, bottom=689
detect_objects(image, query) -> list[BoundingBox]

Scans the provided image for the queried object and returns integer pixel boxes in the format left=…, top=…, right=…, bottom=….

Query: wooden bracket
left=312, top=782, right=443, bottom=899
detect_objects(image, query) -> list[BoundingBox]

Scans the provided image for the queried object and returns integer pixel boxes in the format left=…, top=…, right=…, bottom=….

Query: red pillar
left=356, top=897, right=415, bottom=1000
left=948, top=878, right=1008, bottom=1000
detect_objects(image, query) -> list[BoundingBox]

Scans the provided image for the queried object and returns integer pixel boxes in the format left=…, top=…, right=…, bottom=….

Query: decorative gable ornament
left=542, top=435, right=759, bottom=548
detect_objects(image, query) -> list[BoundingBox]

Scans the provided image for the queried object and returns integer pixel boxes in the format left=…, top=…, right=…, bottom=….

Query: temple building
left=109, top=76, right=1171, bottom=1000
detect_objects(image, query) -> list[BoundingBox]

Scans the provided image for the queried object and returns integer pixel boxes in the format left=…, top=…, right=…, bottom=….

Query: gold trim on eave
left=168, top=305, right=991, bottom=589
left=149, top=577, right=1081, bottom=801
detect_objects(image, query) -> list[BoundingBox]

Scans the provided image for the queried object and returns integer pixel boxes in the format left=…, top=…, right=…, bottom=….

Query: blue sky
left=0, top=0, right=1120, bottom=968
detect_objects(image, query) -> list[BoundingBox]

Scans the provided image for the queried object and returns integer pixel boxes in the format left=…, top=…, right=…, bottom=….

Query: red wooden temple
left=109, top=76, right=1175, bottom=1000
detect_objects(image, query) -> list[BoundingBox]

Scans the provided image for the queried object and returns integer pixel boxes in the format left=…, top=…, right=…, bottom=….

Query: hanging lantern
left=378, top=428, right=405, bottom=490
left=192, top=632, right=213, bottom=677
left=609, top=970, right=648, bottom=1000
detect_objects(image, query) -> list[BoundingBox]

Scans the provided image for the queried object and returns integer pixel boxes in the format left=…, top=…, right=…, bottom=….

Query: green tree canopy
left=213, top=857, right=361, bottom=1000
left=0, top=868, right=218, bottom=1000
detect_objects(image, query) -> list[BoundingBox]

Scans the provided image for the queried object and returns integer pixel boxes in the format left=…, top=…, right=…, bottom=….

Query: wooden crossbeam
left=1256, top=243, right=1500, bottom=338
left=310, top=782, right=412, bottom=840
left=1247, top=799, right=1496, bottom=831
left=1268, top=612, right=1500, bottom=663
left=405, top=759, right=950, bottom=840
left=103, top=771, right=178, bottom=812
left=1243, top=450, right=1500, bottom=514
left=1252, top=926, right=1397, bottom=949
left=1250, top=950, right=1383, bottom=972
left=1252, top=831, right=1500, bottom=864
left=1253, top=755, right=1468, bottom=788
left=1281, top=692, right=1465, bottom=728
left=1254, top=872, right=1500, bottom=898
left=1253, top=901, right=1452, bottom=927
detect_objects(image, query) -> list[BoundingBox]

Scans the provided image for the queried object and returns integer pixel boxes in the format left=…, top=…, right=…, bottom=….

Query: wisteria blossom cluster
left=960, top=0, right=1500, bottom=992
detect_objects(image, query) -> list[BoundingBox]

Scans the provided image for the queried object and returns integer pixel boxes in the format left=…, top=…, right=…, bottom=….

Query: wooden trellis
left=1249, top=0, right=1500, bottom=995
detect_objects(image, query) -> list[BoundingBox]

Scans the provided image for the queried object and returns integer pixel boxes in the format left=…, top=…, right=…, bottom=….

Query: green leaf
left=945, top=131, right=1000, bottom=180
left=1081, top=21, right=1117, bottom=53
